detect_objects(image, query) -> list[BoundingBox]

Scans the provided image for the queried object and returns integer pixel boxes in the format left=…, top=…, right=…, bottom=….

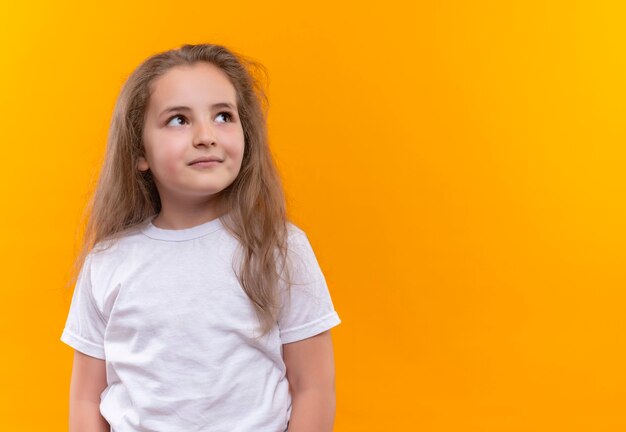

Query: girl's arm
left=68, top=350, right=110, bottom=432
left=283, top=330, right=337, bottom=432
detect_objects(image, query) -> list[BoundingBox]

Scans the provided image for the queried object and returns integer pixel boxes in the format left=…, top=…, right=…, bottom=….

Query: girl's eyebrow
left=159, top=102, right=236, bottom=117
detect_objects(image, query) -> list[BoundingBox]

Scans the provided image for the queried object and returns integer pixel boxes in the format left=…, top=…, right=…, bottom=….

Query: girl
left=60, top=43, right=341, bottom=432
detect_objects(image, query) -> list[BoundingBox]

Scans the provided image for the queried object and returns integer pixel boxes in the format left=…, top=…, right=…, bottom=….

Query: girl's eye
left=166, top=115, right=188, bottom=127
left=215, top=112, right=233, bottom=123
left=166, top=112, right=233, bottom=127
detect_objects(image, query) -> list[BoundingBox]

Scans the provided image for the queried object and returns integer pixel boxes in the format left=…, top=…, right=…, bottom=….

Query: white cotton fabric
left=60, top=215, right=341, bottom=432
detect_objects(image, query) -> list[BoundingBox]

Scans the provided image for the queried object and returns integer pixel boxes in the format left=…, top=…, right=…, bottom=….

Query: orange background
left=1, top=1, right=625, bottom=430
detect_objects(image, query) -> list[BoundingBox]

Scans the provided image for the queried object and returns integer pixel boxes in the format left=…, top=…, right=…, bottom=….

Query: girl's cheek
left=154, top=148, right=179, bottom=170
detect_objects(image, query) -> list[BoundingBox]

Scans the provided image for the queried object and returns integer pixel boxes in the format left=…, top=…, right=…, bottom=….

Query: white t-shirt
left=60, top=215, right=341, bottom=432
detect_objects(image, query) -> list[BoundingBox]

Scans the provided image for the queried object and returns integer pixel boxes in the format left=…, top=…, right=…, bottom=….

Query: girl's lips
left=188, top=155, right=224, bottom=164
left=190, top=160, right=221, bottom=167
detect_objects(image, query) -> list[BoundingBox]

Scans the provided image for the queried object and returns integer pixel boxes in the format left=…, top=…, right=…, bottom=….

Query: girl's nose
left=192, top=120, right=217, bottom=147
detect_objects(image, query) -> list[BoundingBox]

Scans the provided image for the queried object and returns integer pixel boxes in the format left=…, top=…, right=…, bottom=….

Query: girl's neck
left=152, top=202, right=226, bottom=230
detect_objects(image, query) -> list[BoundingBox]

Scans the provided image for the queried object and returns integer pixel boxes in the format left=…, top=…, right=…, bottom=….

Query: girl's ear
left=137, top=156, right=149, bottom=172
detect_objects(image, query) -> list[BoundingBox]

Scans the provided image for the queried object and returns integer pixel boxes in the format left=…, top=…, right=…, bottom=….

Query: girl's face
left=139, top=62, right=245, bottom=207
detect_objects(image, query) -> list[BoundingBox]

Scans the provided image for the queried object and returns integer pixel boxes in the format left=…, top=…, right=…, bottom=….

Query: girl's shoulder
left=84, top=225, right=149, bottom=282
left=286, top=221, right=306, bottom=238
left=285, top=221, right=318, bottom=256
left=94, top=218, right=153, bottom=248
left=285, top=222, right=312, bottom=252
left=89, top=221, right=148, bottom=260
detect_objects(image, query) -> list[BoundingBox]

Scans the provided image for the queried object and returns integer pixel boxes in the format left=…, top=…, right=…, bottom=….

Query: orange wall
left=1, top=1, right=624, bottom=430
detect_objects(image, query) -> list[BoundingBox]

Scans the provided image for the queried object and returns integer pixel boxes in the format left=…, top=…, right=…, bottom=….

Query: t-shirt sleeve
left=278, top=230, right=341, bottom=344
left=60, top=252, right=107, bottom=359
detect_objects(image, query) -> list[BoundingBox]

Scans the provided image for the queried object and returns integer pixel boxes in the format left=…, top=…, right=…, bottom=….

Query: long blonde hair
left=65, top=43, right=293, bottom=338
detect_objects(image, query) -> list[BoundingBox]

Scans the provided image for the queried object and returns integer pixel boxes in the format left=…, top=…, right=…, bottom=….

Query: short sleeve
left=60, top=252, right=107, bottom=359
left=278, top=230, right=341, bottom=344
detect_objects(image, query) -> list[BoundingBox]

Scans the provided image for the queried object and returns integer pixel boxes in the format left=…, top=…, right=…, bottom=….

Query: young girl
left=60, top=43, right=341, bottom=432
